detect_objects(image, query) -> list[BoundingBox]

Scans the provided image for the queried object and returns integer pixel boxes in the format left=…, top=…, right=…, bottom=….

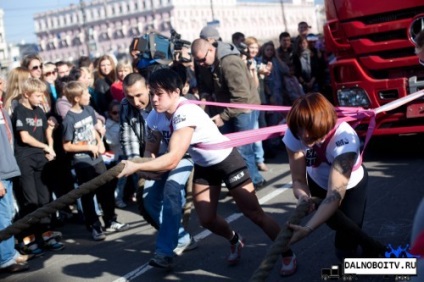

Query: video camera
left=129, top=29, right=192, bottom=74
left=236, top=42, right=249, bottom=57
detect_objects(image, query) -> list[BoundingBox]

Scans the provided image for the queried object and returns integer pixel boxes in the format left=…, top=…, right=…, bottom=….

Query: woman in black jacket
left=94, top=55, right=116, bottom=116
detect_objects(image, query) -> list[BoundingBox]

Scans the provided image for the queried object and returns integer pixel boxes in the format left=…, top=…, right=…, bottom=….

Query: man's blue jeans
left=0, top=179, right=18, bottom=268
left=220, top=110, right=264, bottom=185
left=143, top=157, right=194, bottom=257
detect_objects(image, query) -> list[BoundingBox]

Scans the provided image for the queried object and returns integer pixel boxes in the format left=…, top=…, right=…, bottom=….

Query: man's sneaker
left=227, top=236, right=245, bottom=266
left=42, top=230, right=62, bottom=242
left=15, top=254, right=34, bottom=263
left=174, top=237, right=198, bottom=256
left=280, top=254, right=297, bottom=276
left=92, top=225, right=106, bottom=241
left=148, top=254, right=173, bottom=269
left=105, top=221, right=130, bottom=232
left=44, top=238, right=65, bottom=251
left=19, top=242, right=45, bottom=257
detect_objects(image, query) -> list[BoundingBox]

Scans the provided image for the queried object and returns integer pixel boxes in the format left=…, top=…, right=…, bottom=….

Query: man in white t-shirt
left=118, top=68, right=283, bottom=269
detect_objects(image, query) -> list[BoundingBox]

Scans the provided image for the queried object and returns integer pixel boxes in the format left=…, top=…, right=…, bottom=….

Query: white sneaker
left=174, top=237, right=198, bottom=256
left=227, top=235, right=245, bottom=266
left=105, top=221, right=130, bottom=232
left=92, top=225, right=106, bottom=241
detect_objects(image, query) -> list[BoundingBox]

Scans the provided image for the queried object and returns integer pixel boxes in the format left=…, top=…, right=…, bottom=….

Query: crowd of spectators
left=0, top=21, right=334, bottom=273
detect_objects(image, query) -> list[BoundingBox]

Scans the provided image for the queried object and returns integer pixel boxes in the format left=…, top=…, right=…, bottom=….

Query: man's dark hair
left=232, top=32, right=245, bottom=43
left=148, top=68, right=183, bottom=95
left=55, top=60, right=69, bottom=68
left=279, top=32, right=291, bottom=41
left=123, top=73, right=147, bottom=88
left=416, top=30, right=424, bottom=49
left=77, top=56, right=92, bottom=68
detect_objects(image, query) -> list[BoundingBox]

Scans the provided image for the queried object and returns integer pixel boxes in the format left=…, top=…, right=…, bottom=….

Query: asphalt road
left=1, top=134, right=424, bottom=282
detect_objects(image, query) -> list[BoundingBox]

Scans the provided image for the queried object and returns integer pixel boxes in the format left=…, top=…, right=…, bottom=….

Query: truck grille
left=360, top=7, right=423, bottom=25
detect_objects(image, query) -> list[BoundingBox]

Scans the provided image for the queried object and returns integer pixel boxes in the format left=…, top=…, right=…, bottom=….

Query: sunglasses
left=111, top=111, right=120, bottom=115
left=44, top=71, right=57, bottom=77
left=195, top=50, right=209, bottom=63
left=31, top=65, right=43, bottom=71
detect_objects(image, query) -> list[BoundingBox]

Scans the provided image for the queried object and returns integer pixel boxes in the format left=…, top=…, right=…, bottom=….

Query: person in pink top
left=110, top=61, right=133, bottom=102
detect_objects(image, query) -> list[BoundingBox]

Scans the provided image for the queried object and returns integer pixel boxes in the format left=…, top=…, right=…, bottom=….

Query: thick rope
left=250, top=198, right=387, bottom=282
left=0, top=157, right=194, bottom=242
left=249, top=198, right=315, bottom=282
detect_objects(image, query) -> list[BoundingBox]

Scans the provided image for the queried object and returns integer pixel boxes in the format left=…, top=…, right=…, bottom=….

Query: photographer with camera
left=191, top=36, right=265, bottom=189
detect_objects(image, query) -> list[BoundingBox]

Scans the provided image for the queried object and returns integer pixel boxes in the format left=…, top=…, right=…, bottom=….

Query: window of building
left=72, top=37, right=82, bottom=46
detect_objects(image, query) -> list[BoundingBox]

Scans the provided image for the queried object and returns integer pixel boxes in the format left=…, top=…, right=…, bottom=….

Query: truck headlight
left=337, top=87, right=371, bottom=107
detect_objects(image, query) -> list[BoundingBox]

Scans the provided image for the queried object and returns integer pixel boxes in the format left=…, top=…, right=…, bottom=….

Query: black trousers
left=74, top=161, right=116, bottom=228
left=15, top=153, right=51, bottom=241
left=308, top=166, right=368, bottom=252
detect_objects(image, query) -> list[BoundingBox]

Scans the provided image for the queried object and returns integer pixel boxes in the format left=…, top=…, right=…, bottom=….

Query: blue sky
left=1, top=0, right=324, bottom=44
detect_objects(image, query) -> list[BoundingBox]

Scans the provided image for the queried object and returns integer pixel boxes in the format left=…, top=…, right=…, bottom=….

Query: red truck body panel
left=324, top=0, right=424, bottom=135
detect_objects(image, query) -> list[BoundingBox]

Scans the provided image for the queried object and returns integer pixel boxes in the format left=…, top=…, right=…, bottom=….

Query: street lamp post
left=210, top=0, right=215, bottom=21
left=79, top=0, right=90, bottom=56
left=280, top=0, right=288, bottom=32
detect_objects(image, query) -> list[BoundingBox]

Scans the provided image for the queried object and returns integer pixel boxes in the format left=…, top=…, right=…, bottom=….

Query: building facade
left=34, top=0, right=322, bottom=62
left=0, top=9, right=9, bottom=71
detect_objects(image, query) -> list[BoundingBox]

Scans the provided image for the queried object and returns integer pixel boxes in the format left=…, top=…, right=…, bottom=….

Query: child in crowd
left=62, top=81, right=129, bottom=241
left=110, top=61, right=133, bottom=102
left=11, top=78, right=64, bottom=255
left=105, top=100, right=127, bottom=208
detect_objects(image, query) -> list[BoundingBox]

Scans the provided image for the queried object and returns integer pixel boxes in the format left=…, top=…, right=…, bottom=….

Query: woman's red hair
left=287, top=92, right=337, bottom=140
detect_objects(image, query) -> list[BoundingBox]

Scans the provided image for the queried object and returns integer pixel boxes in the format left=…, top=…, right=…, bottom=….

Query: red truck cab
left=324, top=0, right=424, bottom=135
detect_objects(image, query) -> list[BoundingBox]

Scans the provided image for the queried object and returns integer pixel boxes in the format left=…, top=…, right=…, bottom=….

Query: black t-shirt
left=62, top=105, right=102, bottom=167
left=12, top=103, right=47, bottom=158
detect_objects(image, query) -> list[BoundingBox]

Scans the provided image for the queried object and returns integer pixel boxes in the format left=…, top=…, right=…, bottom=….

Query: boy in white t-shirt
left=118, top=68, right=283, bottom=269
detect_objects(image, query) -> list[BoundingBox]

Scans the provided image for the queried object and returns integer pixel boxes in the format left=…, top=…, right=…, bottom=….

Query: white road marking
left=113, top=183, right=292, bottom=282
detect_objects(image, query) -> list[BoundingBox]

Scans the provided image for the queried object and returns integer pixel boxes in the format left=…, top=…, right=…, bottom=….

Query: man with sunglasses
left=191, top=37, right=266, bottom=189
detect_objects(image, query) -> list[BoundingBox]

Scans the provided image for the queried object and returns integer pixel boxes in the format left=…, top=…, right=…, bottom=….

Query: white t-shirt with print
left=172, top=97, right=232, bottom=167
left=283, top=122, right=364, bottom=190
left=146, top=110, right=171, bottom=155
